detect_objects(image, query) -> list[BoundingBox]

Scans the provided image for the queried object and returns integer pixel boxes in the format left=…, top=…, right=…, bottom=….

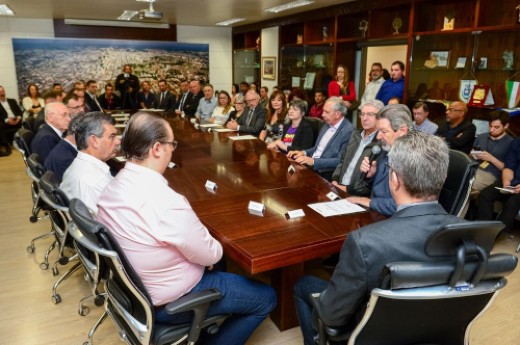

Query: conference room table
left=112, top=112, right=386, bottom=330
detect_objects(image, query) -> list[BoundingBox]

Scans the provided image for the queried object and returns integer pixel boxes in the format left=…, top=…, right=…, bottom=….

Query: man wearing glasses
left=226, top=90, right=266, bottom=136
left=97, top=112, right=276, bottom=344
left=347, top=104, right=412, bottom=217
left=331, top=100, right=384, bottom=195
left=360, top=62, right=385, bottom=104
left=437, top=101, right=476, bottom=154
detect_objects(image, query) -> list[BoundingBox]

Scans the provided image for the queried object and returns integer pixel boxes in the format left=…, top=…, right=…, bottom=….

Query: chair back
left=304, top=117, right=324, bottom=146
left=346, top=221, right=518, bottom=345
left=27, top=153, right=45, bottom=182
left=439, top=149, right=479, bottom=216
left=69, top=199, right=155, bottom=345
left=13, top=128, right=34, bottom=165
left=40, top=171, right=71, bottom=246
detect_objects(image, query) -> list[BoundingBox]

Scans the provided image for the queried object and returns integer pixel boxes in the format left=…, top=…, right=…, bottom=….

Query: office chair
left=439, top=149, right=479, bottom=217
left=12, top=128, right=34, bottom=167
left=312, top=221, right=518, bottom=345
left=69, top=199, right=229, bottom=345
left=26, top=154, right=58, bottom=270
left=305, top=117, right=324, bottom=146
left=39, top=171, right=82, bottom=304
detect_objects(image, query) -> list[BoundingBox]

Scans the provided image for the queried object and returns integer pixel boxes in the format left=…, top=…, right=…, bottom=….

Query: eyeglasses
left=235, top=102, right=244, bottom=105
left=161, top=140, right=178, bottom=150
left=359, top=112, right=377, bottom=117
left=245, top=99, right=256, bottom=103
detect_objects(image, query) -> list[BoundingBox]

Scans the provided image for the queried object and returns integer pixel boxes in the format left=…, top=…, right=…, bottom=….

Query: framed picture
left=429, top=50, right=450, bottom=68
left=479, top=57, right=488, bottom=70
left=262, top=57, right=276, bottom=80
left=455, top=57, right=467, bottom=69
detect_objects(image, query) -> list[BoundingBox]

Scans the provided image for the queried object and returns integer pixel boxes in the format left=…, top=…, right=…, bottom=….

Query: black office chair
left=12, top=128, right=34, bottom=167
left=69, top=199, right=229, bottom=345
left=26, top=154, right=59, bottom=270
left=312, top=221, right=518, bottom=345
left=439, top=149, right=479, bottom=217
left=304, top=117, right=324, bottom=146
left=39, top=171, right=83, bottom=304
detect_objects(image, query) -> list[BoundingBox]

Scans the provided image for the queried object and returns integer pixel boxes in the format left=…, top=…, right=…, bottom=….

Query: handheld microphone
left=360, top=145, right=381, bottom=180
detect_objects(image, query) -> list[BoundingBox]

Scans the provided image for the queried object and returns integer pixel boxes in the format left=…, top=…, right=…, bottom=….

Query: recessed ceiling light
left=0, top=4, right=15, bottom=16
left=265, top=0, right=315, bottom=13
left=136, top=0, right=155, bottom=2
left=215, top=18, right=246, bottom=26
left=118, top=10, right=138, bottom=21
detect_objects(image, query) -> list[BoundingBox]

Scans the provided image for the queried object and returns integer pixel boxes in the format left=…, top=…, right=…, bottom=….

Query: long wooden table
left=118, top=114, right=386, bottom=330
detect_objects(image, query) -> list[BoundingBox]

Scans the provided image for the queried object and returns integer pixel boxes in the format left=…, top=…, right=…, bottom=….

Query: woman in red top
left=328, top=64, right=356, bottom=108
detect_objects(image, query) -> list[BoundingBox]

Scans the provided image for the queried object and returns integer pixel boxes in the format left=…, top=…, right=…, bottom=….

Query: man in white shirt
left=61, top=112, right=120, bottom=213
left=0, top=86, right=23, bottom=155
left=360, top=63, right=385, bottom=105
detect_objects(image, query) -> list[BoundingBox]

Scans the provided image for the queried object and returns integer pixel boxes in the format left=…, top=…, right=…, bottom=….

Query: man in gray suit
left=294, top=131, right=464, bottom=345
left=288, top=96, right=354, bottom=181
left=226, top=90, right=266, bottom=136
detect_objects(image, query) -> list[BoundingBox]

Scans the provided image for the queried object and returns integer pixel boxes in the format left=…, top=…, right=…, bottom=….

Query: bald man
left=436, top=101, right=476, bottom=154
left=30, top=102, right=71, bottom=161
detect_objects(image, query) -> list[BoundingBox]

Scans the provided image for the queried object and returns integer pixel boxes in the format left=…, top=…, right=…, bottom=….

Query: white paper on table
left=145, top=108, right=165, bottom=112
left=228, top=135, right=257, bottom=140
left=307, top=199, right=366, bottom=217
left=199, top=123, right=223, bottom=128
left=213, top=128, right=238, bottom=133
left=115, top=123, right=126, bottom=128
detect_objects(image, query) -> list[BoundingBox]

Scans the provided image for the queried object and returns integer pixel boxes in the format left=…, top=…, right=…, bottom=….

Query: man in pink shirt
left=97, top=112, right=276, bottom=345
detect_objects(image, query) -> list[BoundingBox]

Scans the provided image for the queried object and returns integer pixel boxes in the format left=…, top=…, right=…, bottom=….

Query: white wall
left=177, top=25, right=232, bottom=94
left=260, top=26, right=279, bottom=91
left=0, top=18, right=54, bottom=100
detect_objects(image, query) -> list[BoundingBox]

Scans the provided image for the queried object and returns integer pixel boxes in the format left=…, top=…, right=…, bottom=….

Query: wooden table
left=116, top=114, right=386, bottom=330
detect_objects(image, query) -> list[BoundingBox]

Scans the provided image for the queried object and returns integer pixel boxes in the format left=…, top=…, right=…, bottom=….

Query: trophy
left=359, top=20, right=368, bottom=38
left=503, top=50, right=514, bottom=70
left=392, top=17, right=402, bottom=35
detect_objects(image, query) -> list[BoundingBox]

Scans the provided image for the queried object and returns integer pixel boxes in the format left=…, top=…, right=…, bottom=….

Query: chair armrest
left=164, top=288, right=224, bottom=343
left=163, top=288, right=223, bottom=315
left=310, top=293, right=351, bottom=344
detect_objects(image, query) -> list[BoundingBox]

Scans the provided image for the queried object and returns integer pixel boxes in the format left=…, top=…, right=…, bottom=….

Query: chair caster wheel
left=52, top=294, right=61, bottom=304
left=59, top=257, right=69, bottom=265
left=26, top=246, right=35, bottom=254
left=30, top=216, right=38, bottom=223
left=83, top=341, right=91, bottom=345
left=40, top=262, right=49, bottom=270
left=79, top=306, right=90, bottom=316
left=94, top=295, right=105, bottom=306
left=52, top=267, right=59, bottom=276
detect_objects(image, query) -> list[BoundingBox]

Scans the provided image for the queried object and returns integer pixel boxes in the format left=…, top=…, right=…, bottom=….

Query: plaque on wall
left=468, top=84, right=494, bottom=107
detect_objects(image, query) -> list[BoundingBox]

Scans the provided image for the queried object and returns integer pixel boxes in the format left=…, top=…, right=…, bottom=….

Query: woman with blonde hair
left=210, top=90, right=235, bottom=125
left=22, top=83, right=45, bottom=120
left=328, top=64, right=356, bottom=108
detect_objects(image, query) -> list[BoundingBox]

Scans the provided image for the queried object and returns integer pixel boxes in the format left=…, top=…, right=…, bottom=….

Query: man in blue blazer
left=31, top=102, right=71, bottom=162
left=295, top=132, right=463, bottom=345
left=44, top=113, right=83, bottom=181
left=347, top=104, right=412, bottom=216
left=288, top=96, right=354, bottom=181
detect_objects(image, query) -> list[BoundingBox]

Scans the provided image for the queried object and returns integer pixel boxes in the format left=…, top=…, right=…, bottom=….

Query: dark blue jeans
left=294, top=275, right=329, bottom=345
left=155, top=270, right=276, bottom=345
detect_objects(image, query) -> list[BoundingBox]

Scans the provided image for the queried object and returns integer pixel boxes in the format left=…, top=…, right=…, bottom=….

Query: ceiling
left=2, top=0, right=357, bottom=27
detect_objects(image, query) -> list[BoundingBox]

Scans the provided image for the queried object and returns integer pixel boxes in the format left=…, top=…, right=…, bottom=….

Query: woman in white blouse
left=22, top=83, right=45, bottom=120
left=210, top=91, right=235, bottom=125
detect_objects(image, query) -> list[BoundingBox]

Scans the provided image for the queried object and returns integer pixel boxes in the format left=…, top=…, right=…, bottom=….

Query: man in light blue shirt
left=412, top=101, right=438, bottom=135
left=195, top=84, right=217, bottom=122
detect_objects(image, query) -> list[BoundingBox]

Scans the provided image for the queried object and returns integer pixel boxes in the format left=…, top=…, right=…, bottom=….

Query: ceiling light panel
left=215, top=18, right=246, bottom=26
left=265, top=0, right=315, bottom=13
left=0, top=4, right=15, bottom=16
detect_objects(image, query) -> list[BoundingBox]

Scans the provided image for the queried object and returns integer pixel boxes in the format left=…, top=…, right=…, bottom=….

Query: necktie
left=179, top=93, right=187, bottom=110
left=160, top=92, right=164, bottom=107
left=246, top=108, right=254, bottom=126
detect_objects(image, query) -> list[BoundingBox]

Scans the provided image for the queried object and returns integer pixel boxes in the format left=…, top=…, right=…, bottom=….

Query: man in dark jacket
left=294, top=131, right=464, bottom=345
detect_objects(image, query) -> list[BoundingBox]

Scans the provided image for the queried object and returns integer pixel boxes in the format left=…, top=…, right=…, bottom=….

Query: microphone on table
left=359, top=145, right=381, bottom=180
